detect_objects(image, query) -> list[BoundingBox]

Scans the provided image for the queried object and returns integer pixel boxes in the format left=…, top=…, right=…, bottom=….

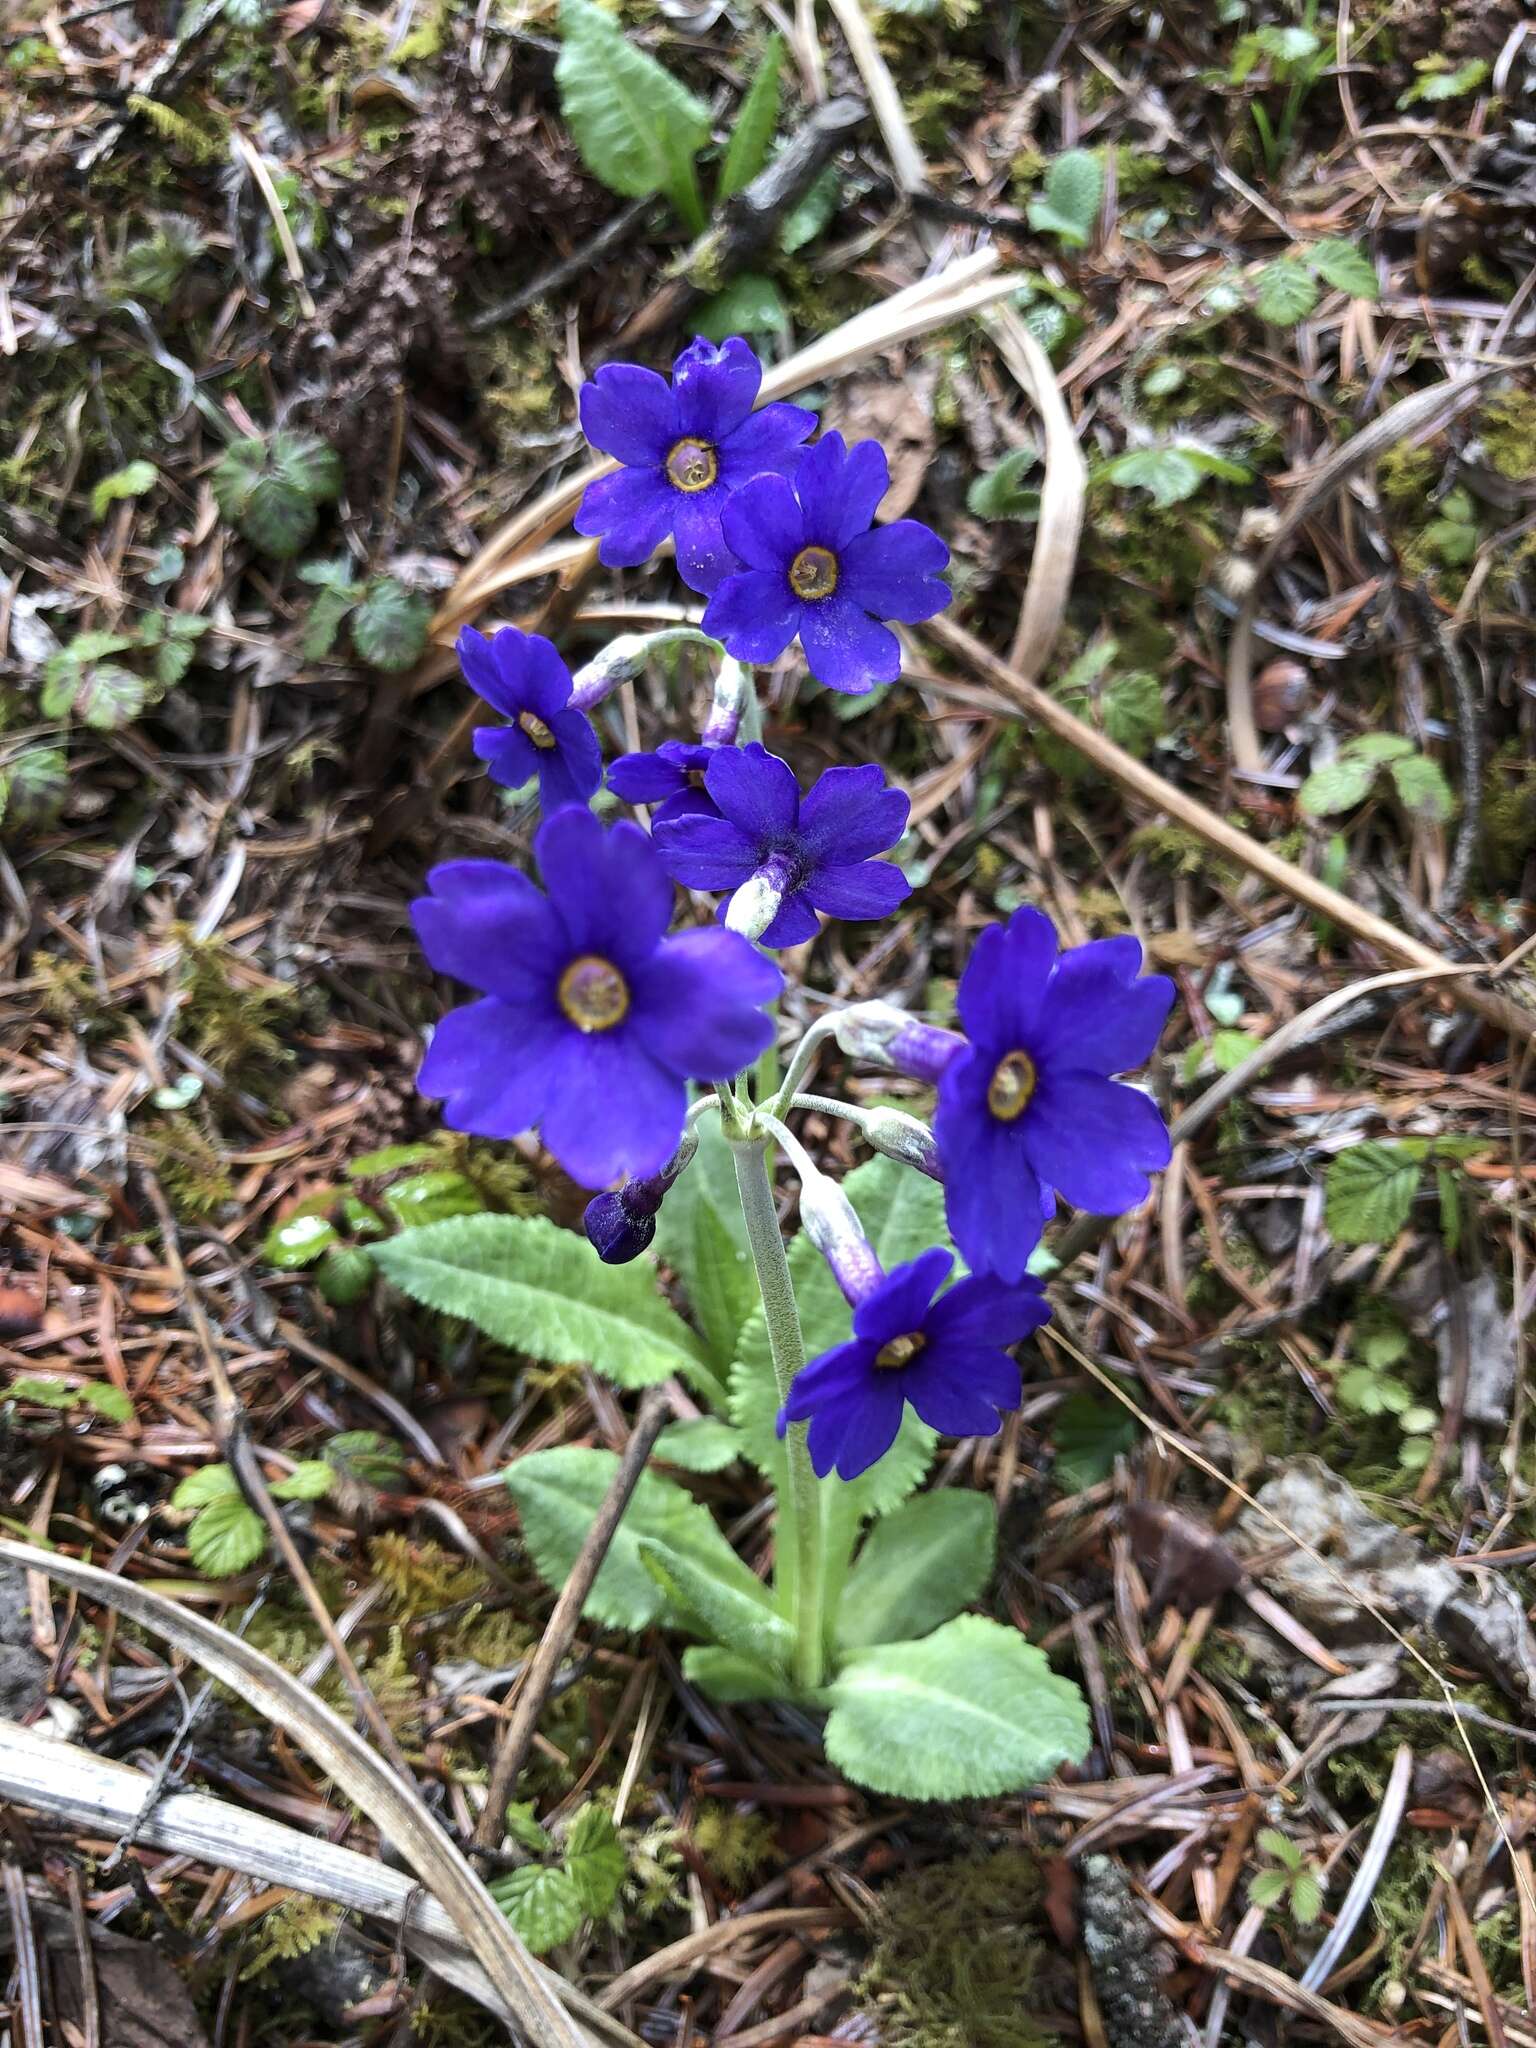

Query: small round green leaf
left=351, top=579, right=432, bottom=672
left=187, top=1496, right=268, bottom=1577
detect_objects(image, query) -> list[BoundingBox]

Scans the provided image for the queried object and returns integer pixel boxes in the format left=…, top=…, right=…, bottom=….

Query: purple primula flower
left=701, top=432, right=951, bottom=694
left=574, top=336, right=816, bottom=596
left=458, top=626, right=602, bottom=812
left=607, top=739, right=723, bottom=825
left=412, top=808, right=780, bottom=1189
left=934, top=908, right=1175, bottom=1282
left=776, top=1248, right=1049, bottom=1480
left=653, top=741, right=911, bottom=949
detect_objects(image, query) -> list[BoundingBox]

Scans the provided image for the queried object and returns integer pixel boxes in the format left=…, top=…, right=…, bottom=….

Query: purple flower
left=574, top=337, right=816, bottom=596
left=777, top=1248, right=1049, bottom=1480
left=653, top=741, right=910, bottom=948
left=701, top=432, right=951, bottom=694
left=607, top=739, right=722, bottom=825
left=412, top=808, right=780, bottom=1189
left=458, top=626, right=602, bottom=812
left=934, top=909, right=1175, bottom=1282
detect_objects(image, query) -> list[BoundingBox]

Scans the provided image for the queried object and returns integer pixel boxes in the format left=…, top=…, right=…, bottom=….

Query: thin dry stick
left=473, top=1388, right=672, bottom=1851
left=823, top=0, right=927, bottom=195
left=1299, top=1743, right=1413, bottom=1991
left=0, top=1539, right=588, bottom=2048
left=925, top=611, right=1536, bottom=1047
left=597, top=1907, right=850, bottom=2012
left=3, top=1861, right=45, bottom=2048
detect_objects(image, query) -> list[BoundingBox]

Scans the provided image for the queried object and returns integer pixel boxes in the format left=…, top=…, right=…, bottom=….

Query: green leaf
left=695, top=273, right=789, bottom=343
left=1257, top=1827, right=1300, bottom=1867
left=1289, top=1869, right=1323, bottom=1925
left=351, top=578, right=431, bottom=672
left=262, top=1192, right=350, bottom=1268
left=1400, top=57, right=1488, bottom=106
left=966, top=447, right=1042, bottom=522
left=316, top=1244, right=375, bottom=1306
left=1254, top=260, right=1319, bottom=327
left=564, top=1805, right=626, bottom=1918
left=1325, top=1143, right=1421, bottom=1246
left=491, top=1865, right=583, bottom=1955
left=1103, top=670, right=1164, bottom=755
left=325, top=1430, right=405, bottom=1488
left=374, top=1214, right=712, bottom=1391
left=116, top=216, right=205, bottom=301
left=381, top=1169, right=484, bottom=1230
left=271, top=1459, right=333, bottom=1502
left=821, top=1615, right=1090, bottom=1799
left=212, top=432, right=342, bottom=558
left=779, top=164, right=840, bottom=254
left=1388, top=753, right=1454, bottom=822
left=90, top=460, right=157, bottom=520
left=0, top=745, right=68, bottom=837
left=655, top=1417, right=743, bottom=1472
left=186, top=1495, right=268, bottom=1577
left=836, top=1490, right=996, bottom=1651
left=506, top=1446, right=769, bottom=1630
left=681, top=1645, right=788, bottom=1702
left=717, top=34, right=783, bottom=200
left=301, top=584, right=358, bottom=661
left=655, top=1116, right=756, bottom=1374
left=1309, top=239, right=1378, bottom=301
left=505, top=1802, right=554, bottom=1854
left=638, top=1538, right=792, bottom=1668
left=556, top=0, right=711, bottom=210
left=1249, top=1869, right=1290, bottom=1909
left=80, top=1381, right=135, bottom=1423
left=7, top=1375, right=129, bottom=1419
left=1101, top=447, right=1204, bottom=508
left=40, top=638, right=145, bottom=731
left=1297, top=753, right=1378, bottom=817
left=1053, top=1392, right=1140, bottom=1490
left=172, top=1464, right=242, bottom=1510
left=1027, top=148, right=1102, bottom=248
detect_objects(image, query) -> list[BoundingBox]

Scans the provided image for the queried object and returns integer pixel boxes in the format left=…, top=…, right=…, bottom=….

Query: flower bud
left=725, top=850, right=797, bottom=945
left=699, top=656, right=751, bottom=746
left=797, top=1168, right=884, bottom=1305
left=581, top=1126, right=700, bottom=1264
left=858, top=1105, right=942, bottom=1181
left=831, top=1002, right=964, bottom=1084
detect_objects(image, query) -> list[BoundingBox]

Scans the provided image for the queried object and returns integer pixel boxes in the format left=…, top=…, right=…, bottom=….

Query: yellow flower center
left=788, top=545, right=839, bottom=601
left=874, top=1331, right=926, bottom=1371
left=557, top=955, right=630, bottom=1033
left=987, top=1049, right=1037, bottom=1122
left=666, top=438, right=718, bottom=493
left=518, top=710, right=557, bottom=750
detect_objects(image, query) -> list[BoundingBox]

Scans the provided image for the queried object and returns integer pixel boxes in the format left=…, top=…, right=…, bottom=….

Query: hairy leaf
left=564, top=1806, right=626, bottom=1918
left=1388, top=752, right=1454, bottom=821
left=837, top=1489, right=996, bottom=1651
left=491, top=1866, right=582, bottom=1955
left=90, top=460, right=158, bottom=520
left=556, top=0, right=711, bottom=211
left=1254, top=260, right=1319, bottom=326
left=681, top=1645, right=788, bottom=1702
left=1053, top=1392, right=1140, bottom=1490
left=1027, top=148, right=1102, bottom=247
left=655, top=1417, right=743, bottom=1472
left=717, top=34, right=783, bottom=200
left=655, top=1115, right=756, bottom=1375
left=638, top=1537, right=791, bottom=1669
left=1309, top=238, right=1379, bottom=301
left=186, top=1495, right=268, bottom=1577
left=967, top=447, right=1042, bottom=522
left=351, top=578, right=431, bottom=672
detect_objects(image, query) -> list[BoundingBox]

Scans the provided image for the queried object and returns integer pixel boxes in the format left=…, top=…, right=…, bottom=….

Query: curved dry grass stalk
left=0, top=1538, right=590, bottom=2048
left=823, top=0, right=927, bottom=196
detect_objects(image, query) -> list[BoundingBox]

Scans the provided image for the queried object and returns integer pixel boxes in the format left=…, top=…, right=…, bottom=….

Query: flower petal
left=572, top=466, right=676, bottom=567
left=705, top=741, right=800, bottom=842
left=652, top=812, right=759, bottom=890
left=418, top=997, right=562, bottom=1140
left=472, top=723, right=540, bottom=791
left=850, top=1248, right=953, bottom=1346
left=720, top=473, right=803, bottom=572
left=535, top=713, right=604, bottom=810
left=899, top=1347, right=1020, bottom=1437
left=934, top=1054, right=1050, bottom=1284
left=607, top=750, right=690, bottom=804
left=578, top=364, right=675, bottom=466
left=837, top=520, right=952, bottom=622
left=702, top=569, right=802, bottom=665
left=797, top=762, right=909, bottom=862
left=534, top=809, right=673, bottom=965
left=806, top=1375, right=906, bottom=1480
left=1032, top=938, right=1176, bottom=1076
left=804, top=858, right=910, bottom=921
left=412, top=860, right=564, bottom=1006
left=719, top=401, right=817, bottom=480
left=780, top=1340, right=874, bottom=1421
left=956, top=908, right=1057, bottom=1047
left=755, top=888, right=821, bottom=947
left=1024, top=1071, right=1172, bottom=1214
left=927, top=1272, right=1050, bottom=1349
left=672, top=487, right=736, bottom=596
left=796, top=432, right=891, bottom=549
left=673, top=334, right=762, bottom=441
left=456, top=626, right=520, bottom=717
left=627, top=927, right=780, bottom=1077
left=538, top=1032, right=686, bottom=1187
left=798, top=594, right=901, bottom=694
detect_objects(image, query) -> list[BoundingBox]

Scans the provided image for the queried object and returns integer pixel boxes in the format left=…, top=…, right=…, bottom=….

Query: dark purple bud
left=583, top=1191, right=658, bottom=1265
left=832, top=1002, right=965, bottom=1084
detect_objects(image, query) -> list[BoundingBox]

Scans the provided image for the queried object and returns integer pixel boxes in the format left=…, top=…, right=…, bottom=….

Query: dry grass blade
left=824, top=0, right=927, bottom=196
left=0, top=1538, right=590, bottom=2048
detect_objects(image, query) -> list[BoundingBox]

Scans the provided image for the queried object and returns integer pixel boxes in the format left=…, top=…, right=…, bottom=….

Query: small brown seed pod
left=1253, top=658, right=1310, bottom=731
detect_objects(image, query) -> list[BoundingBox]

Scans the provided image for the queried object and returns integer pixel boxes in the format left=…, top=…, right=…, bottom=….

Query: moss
left=238, top=1897, right=338, bottom=1980
left=692, top=1804, right=781, bottom=1890
left=1377, top=439, right=1440, bottom=511
left=1131, top=822, right=1242, bottom=888
left=904, top=62, right=988, bottom=147
left=148, top=1113, right=235, bottom=1219
left=1479, top=741, right=1536, bottom=880
left=857, top=1848, right=1060, bottom=2048
left=369, top=1532, right=482, bottom=1618
left=176, top=932, right=301, bottom=1086
left=1480, top=388, right=1536, bottom=481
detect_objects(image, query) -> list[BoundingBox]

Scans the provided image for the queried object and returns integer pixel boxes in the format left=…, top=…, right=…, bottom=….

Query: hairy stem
left=728, top=1135, right=825, bottom=1691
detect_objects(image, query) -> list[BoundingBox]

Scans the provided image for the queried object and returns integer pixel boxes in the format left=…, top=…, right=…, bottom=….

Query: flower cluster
left=412, top=331, right=1176, bottom=1482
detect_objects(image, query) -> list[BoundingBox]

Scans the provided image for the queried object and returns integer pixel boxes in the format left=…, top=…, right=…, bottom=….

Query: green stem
left=728, top=1135, right=825, bottom=1691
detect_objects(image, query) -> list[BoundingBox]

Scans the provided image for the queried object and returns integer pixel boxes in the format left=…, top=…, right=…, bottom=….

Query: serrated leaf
left=0, top=745, right=68, bottom=837
left=1297, top=753, right=1378, bottom=817
left=638, top=1537, right=790, bottom=1668
left=301, top=584, right=357, bottom=661
left=717, top=33, right=782, bottom=200
left=1309, top=239, right=1378, bottom=301
left=1053, top=1392, right=1140, bottom=1491
left=40, top=639, right=146, bottom=731
left=172, top=1463, right=242, bottom=1510
left=1325, top=1143, right=1421, bottom=1246
left=1343, top=733, right=1414, bottom=765
left=655, top=1417, right=743, bottom=1472
left=1388, top=753, right=1454, bottom=821
left=212, top=432, right=341, bottom=559
left=80, top=1381, right=134, bottom=1423
left=564, top=1806, right=626, bottom=1917
left=822, top=1615, right=1090, bottom=1799
left=1257, top=1827, right=1299, bottom=1866
left=1254, top=260, right=1319, bottom=326
left=1289, top=1869, right=1323, bottom=1925
left=351, top=578, right=431, bottom=672
left=1101, top=447, right=1204, bottom=508
left=7, top=1377, right=84, bottom=1411
left=491, top=1865, right=582, bottom=1955
left=1103, top=670, right=1164, bottom=755
left=836, top=1490, right=995, bottom=1651
left=116, top=216, right=205, bottom=301
left=505, top=1801, right=554, bottom=1854
left=1249, top=1869, right=1290, bottom=1909
left=966, top=447, right=1042, bottom=522
left=681, top=1645, right=788, bottom=1702
left=695, top=273, right=789, bottom=343
left=1400, top=57, right=1488, bottom=106
left=654, top=1116, right=756, bottom=1374
left=271, top=1459, right=333, bottom=1501
left=556, top=0, right=711, bottom=209
left=779, top=164, right=840, bottom=254
left=90, top=460, right=157, bottom=520
left=506, top=1445, right=769, bottom=1630
left=187, top=1495, right=268, bottom=1577
left=373, top=1214, right=712, bottom=1391
left=1027, top=148, right=1102, bottom=248
left=325, top=1430, right=406, bottom=1488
